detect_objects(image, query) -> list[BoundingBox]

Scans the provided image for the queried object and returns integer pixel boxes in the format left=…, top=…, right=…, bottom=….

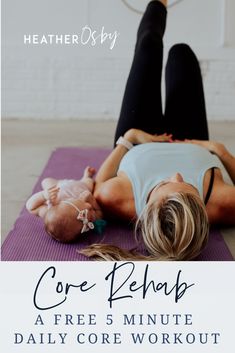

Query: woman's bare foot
left=156, top=0, right=167, bottom=8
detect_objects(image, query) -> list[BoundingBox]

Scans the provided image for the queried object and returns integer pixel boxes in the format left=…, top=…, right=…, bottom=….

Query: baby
left=26, top=167, right=103, bottom=243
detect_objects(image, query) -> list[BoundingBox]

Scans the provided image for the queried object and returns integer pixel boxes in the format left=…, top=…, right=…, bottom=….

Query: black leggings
left=114, top=0, right=209, bottom=144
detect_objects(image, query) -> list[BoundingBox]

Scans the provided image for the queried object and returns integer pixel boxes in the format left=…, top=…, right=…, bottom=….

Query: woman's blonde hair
left=80, top=192, right=209, bottom=261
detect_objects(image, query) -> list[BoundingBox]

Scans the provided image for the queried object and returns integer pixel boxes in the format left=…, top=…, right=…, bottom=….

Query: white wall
left=2, top=0, right=235, bottom=120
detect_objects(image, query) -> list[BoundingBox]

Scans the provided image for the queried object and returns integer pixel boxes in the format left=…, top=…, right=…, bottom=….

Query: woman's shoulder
left=94, top=176, right=136, bottom=220
left=206, top=169, right=235, bottom=225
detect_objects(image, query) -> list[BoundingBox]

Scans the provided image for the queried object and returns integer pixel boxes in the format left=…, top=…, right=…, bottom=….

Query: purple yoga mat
left=1, top=147, right=233, bottom=261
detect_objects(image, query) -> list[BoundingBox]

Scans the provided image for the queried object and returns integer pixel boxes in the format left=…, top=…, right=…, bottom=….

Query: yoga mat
left=1, top=147, right=233, bottom=261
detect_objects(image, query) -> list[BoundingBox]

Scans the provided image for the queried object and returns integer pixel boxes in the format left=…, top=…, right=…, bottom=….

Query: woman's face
left=149, top=173, right=200, bottom=204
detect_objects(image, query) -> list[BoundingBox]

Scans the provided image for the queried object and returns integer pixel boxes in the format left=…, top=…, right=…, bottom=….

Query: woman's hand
left=124, top=128, right=172, bottom=145
left=178, top=138, right=235, bottom=185
left=179, top=139, right=226, bottom=158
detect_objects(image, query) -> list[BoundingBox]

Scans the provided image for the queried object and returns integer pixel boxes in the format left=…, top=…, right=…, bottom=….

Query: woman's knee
left=168, top=43, right=197, bottom=61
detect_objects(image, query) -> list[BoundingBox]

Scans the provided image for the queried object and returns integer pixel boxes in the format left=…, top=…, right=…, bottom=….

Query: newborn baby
left=26, top=167, right=103, bottom=242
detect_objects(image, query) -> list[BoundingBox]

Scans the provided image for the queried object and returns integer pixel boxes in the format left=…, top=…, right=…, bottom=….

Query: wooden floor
left=2, top=119, right=235, bottom=258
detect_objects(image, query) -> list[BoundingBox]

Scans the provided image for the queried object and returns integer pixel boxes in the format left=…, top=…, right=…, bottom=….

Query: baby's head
left=44, top=199, right=96, bottom=243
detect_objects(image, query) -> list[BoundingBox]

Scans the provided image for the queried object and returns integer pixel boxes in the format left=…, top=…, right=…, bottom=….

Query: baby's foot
left=84, top=166, right=96, bottom=178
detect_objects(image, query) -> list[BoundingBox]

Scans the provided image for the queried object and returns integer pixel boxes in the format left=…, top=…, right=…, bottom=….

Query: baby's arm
left=81, top=166, right=96, bottom=192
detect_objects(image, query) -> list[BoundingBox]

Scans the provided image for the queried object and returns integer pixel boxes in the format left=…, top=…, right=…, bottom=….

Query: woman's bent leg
left=114, top=1, right=167, bottom=144
left=164, top=43, right=209, bottom=140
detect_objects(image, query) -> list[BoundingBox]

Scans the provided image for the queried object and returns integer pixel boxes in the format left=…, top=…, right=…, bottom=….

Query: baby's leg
left=83, top=166, right=96, bottom=178
left=82, top=178, right=95, bottom=192
left=41, top=178, right=58, bottom=190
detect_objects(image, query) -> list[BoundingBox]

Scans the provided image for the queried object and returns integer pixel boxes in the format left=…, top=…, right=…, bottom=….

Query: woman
left=82, top=0, right=235, bottom=261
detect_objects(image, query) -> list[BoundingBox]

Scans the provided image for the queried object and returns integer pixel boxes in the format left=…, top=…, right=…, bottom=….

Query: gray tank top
left=118, top=143, right=221, bottom=215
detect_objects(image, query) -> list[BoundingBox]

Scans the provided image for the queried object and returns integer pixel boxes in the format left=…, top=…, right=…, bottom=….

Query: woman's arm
left=215, top=145, right=235, bottom=184
left=183, top=140, right=235, bottom=184
left=95, top=129, right=172, bottom=191
left=95, top=144, right=129, bottom=190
